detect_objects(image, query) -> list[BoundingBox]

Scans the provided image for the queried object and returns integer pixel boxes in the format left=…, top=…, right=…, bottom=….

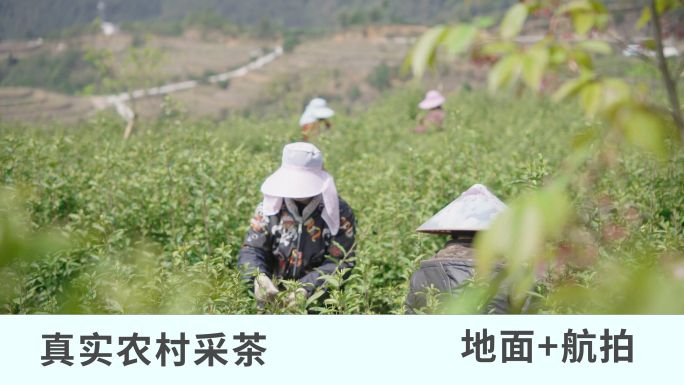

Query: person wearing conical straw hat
left=299, top=98, right=335, bottom=142
left=406, top=184, right=515, bottom=314
left=413, top=90, right=446, bottom=134
left=237, top=142, right=356, bottom=309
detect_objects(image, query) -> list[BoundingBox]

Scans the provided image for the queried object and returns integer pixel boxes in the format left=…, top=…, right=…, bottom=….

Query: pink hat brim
left=261, top=165, right=326, bottom=198
left=418, top=96, right=446, bottom=110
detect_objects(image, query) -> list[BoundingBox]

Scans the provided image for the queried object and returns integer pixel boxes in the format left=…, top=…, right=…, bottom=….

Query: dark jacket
left=237, top=197, right=356, bottom=296
left=405, top=240, right=511, bottom=314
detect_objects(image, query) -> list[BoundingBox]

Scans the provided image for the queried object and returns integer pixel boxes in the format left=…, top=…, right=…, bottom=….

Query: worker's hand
left=284, top=288, right=309, bottom=307
left=254, top=275, right=279, bottom=301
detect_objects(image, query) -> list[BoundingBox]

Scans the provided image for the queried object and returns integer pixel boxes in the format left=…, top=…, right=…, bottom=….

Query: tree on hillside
left=406, top=0, right=684, bottom=314
left=85, top=36, right=166, bottom=139
left=257, top=16, right=275, bottom=39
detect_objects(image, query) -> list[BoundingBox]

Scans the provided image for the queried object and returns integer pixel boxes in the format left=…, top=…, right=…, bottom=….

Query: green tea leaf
left=601, top=78, right=633, bottom=114
left=443, top=24, right=478, bottom=57
left=572, top=12, right=595, bottom=36
left=487, top=54, right=523, bottom=93
left=642, top=40, right=656, bottom=51
left=522, top=48, right=549, bottom=91
left=616, top=107, right=668, bottom=158
left=588, top=0, right=608, bottom=13
left=500, top=3, right=528, bottom=40
left=410, top=25, right=447, bottom=78
left=579, top=82, right=603, bottom=117
left=306, top=290, right=325, bottom=306
left=556, top=0, right=592, bottom=14
left=636, top=7, right=651, bottom=29
left=552, top=77, right=590, bottom=102
left=575, top=40, right=612, bottom=55
left=572, top=127, right=601, bottom=150
left=482, top=41, right=520, bottom=55
left=549, top=46, right=569, bottom=64
left=475, top=16, right=495, bottom=28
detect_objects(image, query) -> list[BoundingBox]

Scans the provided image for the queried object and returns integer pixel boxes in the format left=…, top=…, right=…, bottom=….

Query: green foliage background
left=0, top=0, right=518, bottom=39
left=0, top=49, right=99, bottom=94
left=1, top=86, right=682, bottom=314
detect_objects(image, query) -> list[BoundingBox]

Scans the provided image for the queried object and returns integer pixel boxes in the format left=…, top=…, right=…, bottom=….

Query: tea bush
left=1, top=86, right=682, bottom=314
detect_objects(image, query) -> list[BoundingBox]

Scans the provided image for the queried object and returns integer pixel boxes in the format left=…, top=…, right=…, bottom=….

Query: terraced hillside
left=0, top=87, right=92, bottom=124
left=1, top=26, right=487, bottom=123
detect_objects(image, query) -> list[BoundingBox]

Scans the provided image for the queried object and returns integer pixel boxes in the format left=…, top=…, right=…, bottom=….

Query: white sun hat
left=261, top=142, right=340, bottom=235
left=298, top=98, right=335, bottom=127
left=416, top=184, right=508, bottom=234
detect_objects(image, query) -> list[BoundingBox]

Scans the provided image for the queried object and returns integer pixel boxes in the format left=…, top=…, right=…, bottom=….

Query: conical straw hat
left=416, top=184, right=508, bottom=234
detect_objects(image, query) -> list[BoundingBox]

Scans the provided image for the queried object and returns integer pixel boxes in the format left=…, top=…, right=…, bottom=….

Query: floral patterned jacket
left=237, top=196, right=356, bottom=296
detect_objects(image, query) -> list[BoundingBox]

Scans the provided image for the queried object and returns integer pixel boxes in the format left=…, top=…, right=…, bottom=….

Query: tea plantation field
left=1, top=87, right=682, bottom=314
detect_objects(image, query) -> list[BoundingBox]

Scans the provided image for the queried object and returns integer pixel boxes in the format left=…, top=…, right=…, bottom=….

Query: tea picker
left=413, top=90, right=445, bottom=134
left=299, top=98, right=335, bottom=142
left=406, top=184, right=515, bottom=314
left=237, top=142, right=357, bottom=309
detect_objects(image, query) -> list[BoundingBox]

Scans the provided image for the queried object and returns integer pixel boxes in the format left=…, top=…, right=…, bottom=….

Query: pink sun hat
left=260, top=142, right=340, bottom=235
left=418, top=90, right=446, bottom=110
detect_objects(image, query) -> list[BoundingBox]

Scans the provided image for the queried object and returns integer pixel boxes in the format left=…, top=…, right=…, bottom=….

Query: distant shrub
left=44, top=23, right=99, bottom=40
left=184, top=8, right=227, bottom=30
left=0, top=49, right=98, bottom=94
left=369, top=8, right=382, bottom=23
left=122, top=20, right=184, bottom=37
left=131, top=33, right=145, bottom=48
left=189, top=70, right=218, bottom=84
left=349, top=10, right=366, bottom=25
left=346, top=85, right=361, bottom=101
left=283, top=35, right=300, bottom=53
left=257, top=16, right=275, bottom=40
left=366, top=61, right=394, bottom=91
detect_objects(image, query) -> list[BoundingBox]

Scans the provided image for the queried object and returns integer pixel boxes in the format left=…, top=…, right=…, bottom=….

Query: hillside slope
left=0, top=0, right=515, bottom=39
